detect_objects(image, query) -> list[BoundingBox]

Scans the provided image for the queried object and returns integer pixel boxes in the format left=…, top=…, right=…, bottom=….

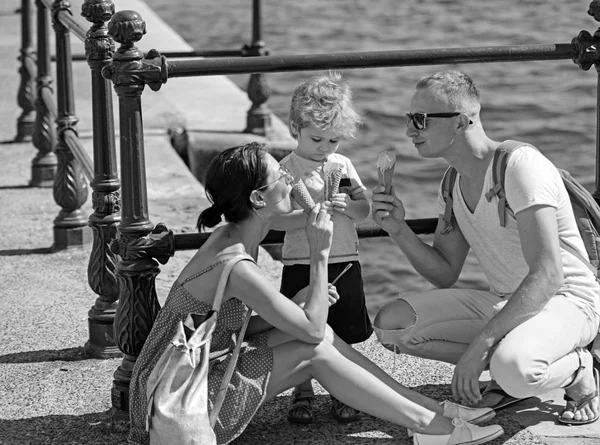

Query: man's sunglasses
left=405, top=112, right=472, bottom=130
left=255, top=166, right=294, bottom=191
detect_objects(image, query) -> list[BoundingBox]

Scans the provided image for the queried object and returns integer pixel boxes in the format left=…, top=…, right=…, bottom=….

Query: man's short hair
left=416, top=70, right=481, bottom=114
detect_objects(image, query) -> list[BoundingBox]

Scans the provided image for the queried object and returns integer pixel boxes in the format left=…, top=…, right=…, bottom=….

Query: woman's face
left=258, top=154, right=294, bottom=215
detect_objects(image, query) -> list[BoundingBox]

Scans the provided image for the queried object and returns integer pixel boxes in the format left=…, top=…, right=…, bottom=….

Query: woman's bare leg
left=265, top=328, right=453, bottom=434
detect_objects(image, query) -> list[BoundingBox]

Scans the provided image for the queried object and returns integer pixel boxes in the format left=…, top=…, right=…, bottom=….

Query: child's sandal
left=287, top=389, right=314, bottom=424
left=330, top=395, right=361, bottom=423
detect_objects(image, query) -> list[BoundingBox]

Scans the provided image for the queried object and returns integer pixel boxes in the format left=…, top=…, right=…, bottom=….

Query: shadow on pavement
left=0, top=347, right=96, bottom=364
left=0, top=247, right=53, bottom=256
left=0, top=410, right=129, bottom=445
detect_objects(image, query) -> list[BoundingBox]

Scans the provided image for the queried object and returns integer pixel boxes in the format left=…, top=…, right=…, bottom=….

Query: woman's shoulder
left=178, top=242, right=253, bottom=284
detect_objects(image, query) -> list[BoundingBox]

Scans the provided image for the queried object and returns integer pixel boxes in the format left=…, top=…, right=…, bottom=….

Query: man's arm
left=371, top=185, right=470, bottom=287
left=452, top=204, right=564, bottom=404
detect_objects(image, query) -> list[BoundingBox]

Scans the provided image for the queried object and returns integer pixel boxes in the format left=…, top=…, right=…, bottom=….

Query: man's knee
left=374, top=299, right=417, bottom=331
left=490, top=345, right=548, bottom=397
left=373, top=299, right=418, bottom=351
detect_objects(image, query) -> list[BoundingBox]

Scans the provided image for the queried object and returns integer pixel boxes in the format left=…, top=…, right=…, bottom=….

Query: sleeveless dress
left=128, top=251, right=274, bottom=445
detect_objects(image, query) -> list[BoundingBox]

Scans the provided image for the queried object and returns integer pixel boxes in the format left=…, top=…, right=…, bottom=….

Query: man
left=371, top=70, right=600, bottom=424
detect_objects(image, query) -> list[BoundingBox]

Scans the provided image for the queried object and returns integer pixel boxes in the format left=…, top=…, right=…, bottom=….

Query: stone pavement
left=0, top=0, right=599, bottom=444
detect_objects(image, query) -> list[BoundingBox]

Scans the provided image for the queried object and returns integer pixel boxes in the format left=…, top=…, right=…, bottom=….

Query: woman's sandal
left=558, top=348, right=600, bottom=425
left=287, top=390, right=314, bottom=424
left=330, top=395, right=361, bottom=423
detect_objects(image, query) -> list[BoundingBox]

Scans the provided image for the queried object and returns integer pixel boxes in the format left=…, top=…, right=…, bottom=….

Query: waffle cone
left=291, top=180, right=315, bottom=214
left=377, top=151, right=396, bottom=194
left=378, top=167, right=395, bottom=194
left=327, top=167, right=343, bottom=200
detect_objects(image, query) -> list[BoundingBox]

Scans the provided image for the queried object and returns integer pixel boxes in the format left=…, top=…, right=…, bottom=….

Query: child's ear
left=290, top=123, right=299, bottom=138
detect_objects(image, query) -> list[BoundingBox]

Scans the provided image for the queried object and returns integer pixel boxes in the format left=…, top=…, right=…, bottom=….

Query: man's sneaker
left=413, top=418, right=504, bottom=445
left=441, top=400, right=496, bottom=425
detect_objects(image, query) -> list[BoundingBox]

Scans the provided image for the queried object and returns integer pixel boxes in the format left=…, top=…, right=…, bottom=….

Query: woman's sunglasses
left=255, top=166, right=295, bottom=191
left=405, top=112, right=472, bottom=130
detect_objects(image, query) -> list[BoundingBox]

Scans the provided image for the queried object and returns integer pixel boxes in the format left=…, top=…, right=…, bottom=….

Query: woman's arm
left=270, top=209, right=307, bottom=231
left=231, top=205, right=333, bottom=343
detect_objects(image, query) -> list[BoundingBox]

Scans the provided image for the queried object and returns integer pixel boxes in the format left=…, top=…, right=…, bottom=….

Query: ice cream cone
left=326, top=167, right=343, bottom=200
left=377, top=150, right=396, bottom=194
left=291, top=179, right=315, bottom=214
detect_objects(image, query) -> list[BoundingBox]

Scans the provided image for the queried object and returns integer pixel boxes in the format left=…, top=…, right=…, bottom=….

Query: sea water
left=144, top=0, right=598, bottom=317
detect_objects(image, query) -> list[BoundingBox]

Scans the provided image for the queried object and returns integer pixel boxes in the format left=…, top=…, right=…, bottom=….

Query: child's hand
left=330, top=192, right=351, bottom=213
left=327, top=283, right=340, bottom=306
left=292, top=284, right=339, bottom=307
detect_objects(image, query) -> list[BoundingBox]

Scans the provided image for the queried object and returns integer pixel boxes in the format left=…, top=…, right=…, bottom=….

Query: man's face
left=405, top=87, right=458, bottom=159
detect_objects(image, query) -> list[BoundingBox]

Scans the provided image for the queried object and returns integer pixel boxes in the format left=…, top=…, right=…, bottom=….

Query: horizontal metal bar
left=167, top=43, right=575, bottom=78
left=39, top=0, right=87, bottom=43
left=63, top=129, right=94, bottom=182
left=52, top=49, right=243, bottom=62
left=173, top=219, right=438, bottom=252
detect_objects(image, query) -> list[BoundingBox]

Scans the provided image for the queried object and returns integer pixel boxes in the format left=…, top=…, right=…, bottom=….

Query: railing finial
left=102, top=10, right=167, bottom=92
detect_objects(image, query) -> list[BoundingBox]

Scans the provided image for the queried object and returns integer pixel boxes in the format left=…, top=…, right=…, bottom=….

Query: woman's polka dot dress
left=128, top=254, right=273, bottom=445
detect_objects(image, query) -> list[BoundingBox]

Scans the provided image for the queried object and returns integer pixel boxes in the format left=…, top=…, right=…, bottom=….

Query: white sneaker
left=440, top=400, right=496, bottom=425
left=413, top=418, right=504, bottom=445
left=407, top=401, right=495, bottom=437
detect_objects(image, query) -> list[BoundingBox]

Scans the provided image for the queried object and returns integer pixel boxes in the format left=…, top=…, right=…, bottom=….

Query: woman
left=128, top=142, right=504, bottom=445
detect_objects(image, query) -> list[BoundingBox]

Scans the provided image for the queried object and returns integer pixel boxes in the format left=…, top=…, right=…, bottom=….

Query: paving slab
left=1, top=0, right=599, bottom=444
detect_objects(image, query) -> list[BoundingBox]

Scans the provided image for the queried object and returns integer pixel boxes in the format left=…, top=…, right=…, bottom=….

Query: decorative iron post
left=16, top=0, right=36, bottom=142
left=574, top=1, right=600, bottom=203
left=242, top=0, right=272, bottom=136
left=51, top=0, right=91, bottom=249
left=81, top=0, right=121, bottom=358
left=30, top=0, right=57, bottom=187
left=101, top=10, right=171, bottom=417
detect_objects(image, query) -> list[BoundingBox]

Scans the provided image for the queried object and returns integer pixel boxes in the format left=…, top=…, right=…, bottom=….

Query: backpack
left=441, top=140, right=600, bottom=364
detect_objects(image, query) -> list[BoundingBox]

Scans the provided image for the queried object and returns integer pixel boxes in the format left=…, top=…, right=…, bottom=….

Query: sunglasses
left=255, top=166, right=295, bottom=191
left=405, top=112, right=472, bottom=130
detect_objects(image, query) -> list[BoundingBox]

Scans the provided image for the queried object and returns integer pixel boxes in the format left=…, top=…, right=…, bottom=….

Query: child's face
left=294, top=123, right=343, bottom=162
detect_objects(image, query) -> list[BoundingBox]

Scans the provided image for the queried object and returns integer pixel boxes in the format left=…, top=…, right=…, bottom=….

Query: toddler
left=273, top=71, right=372, bottom=424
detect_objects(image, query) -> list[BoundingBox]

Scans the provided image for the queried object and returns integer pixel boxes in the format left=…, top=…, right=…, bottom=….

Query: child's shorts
left=280, top=260, right=373, bottom=344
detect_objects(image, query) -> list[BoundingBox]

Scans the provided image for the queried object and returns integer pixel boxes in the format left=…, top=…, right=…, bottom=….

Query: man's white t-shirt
left=437, top=144, right=600, bottom=318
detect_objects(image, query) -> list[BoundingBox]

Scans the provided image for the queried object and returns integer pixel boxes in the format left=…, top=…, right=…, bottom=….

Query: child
left=273, top=72, right=372, bottom=424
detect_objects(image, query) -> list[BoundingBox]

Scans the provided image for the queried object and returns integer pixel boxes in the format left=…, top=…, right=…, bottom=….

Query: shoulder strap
left=484, top=143, right=598, bottom=275
left=441, top=166, right=458, bottom=235
left=211, top=254, right=254, bottom=312
left=209, top=253, right=255, bottom=426
left=484, top=140, right=535, bottom=227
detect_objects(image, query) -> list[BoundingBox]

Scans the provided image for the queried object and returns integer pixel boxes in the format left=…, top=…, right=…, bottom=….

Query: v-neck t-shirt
left=437, top=144, right=599, bottom=317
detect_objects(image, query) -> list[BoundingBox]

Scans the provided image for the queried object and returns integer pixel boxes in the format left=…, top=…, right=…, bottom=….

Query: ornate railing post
left=242, top=0, right=272, bottom=136
left=583, top=0, right=600, bottom=204
left=573, top=1, right=600, bottom=203
left=51, top=0, right=91, bottom=249
left=101, top=10, right=171, bottom=417
left=16, top=0, right=37, bottom=142
left=81, top=0, right=121, bottom=358
left=30, top=0, right=57, bottom=187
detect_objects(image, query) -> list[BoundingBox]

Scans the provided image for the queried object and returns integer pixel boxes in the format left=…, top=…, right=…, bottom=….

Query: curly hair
left=197, top=142, right=269, bottom=231
left=288, top=71, right=362, bottom=139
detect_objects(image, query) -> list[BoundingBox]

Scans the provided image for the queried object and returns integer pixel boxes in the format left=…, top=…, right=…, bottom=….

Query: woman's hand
left=305, top=203, right=333, bottom=256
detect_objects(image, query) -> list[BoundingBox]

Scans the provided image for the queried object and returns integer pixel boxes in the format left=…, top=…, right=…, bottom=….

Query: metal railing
left=15, top=0, right=600, bottom=420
